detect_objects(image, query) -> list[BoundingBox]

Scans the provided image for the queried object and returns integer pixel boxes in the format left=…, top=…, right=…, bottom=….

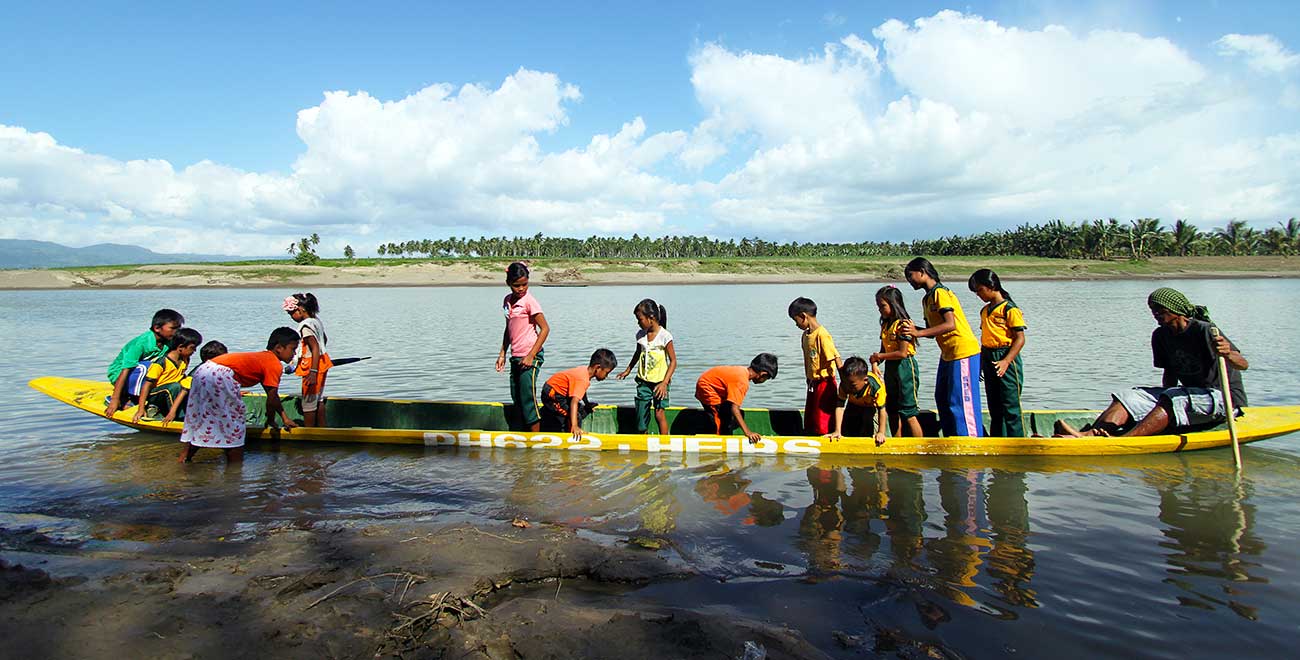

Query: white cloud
left=1215, top=33, right=1300, bottom=74
left=0, top=69, right=689, bottom=254
left=690, top=11, right=1300, bottom=238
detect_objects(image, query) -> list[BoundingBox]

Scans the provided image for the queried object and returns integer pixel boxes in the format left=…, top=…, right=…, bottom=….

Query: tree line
left=366, top=218, right=1298, bottom=261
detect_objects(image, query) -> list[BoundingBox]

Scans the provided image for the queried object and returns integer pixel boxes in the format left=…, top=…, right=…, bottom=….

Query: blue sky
left=2, top=1, right=1299, bottom=254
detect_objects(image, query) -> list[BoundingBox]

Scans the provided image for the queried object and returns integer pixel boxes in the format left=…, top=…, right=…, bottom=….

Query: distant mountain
left=0, top=239, right=277, bottom=269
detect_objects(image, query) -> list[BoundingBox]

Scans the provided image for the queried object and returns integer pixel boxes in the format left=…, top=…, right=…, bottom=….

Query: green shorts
left=509, top=350, right=544, bottom=426
left=634, top=378, right=669, bottom=433
left=884, top=356, right=920, bottom=419
left=145, top=382, right=187, bottom=420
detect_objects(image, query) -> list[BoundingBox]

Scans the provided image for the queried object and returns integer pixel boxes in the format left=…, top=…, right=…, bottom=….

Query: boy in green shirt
left=105, top=308, right=184, bottom=416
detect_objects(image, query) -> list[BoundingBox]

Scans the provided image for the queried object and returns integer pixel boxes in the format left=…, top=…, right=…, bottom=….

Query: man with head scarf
left=1055, top=287, right=1248, bottom=437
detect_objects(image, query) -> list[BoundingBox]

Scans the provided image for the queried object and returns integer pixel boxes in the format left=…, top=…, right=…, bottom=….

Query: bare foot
left=1053, top=420, right=1084, bottom=438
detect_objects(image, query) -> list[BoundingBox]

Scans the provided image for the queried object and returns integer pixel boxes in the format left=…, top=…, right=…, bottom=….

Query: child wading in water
left=496, top=262, right=550, bottom=431
left=901, top=258, right=983, bottom=437
left=870, top=286, right=923, bottom=438
left=132, top=327, right=203, bottom=426
left=541, top=349, right=618, bottom=440
left=969, top=269, right=1027, bottom=437
left=616, top=299, right=676, bottom=434
left=789, top=297, right=843, bottom=436
left=180, top=327, right=299, bottom=463
left=284, top=293, right=331, bottom=427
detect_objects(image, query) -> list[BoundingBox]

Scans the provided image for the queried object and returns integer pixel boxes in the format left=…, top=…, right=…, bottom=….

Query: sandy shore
left=2, top=256, right=1298, bottom=290
left=0, top=518, right=950, bottom=659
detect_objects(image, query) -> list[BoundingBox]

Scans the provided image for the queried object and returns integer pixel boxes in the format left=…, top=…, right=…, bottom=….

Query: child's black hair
left=787, top=297, right=817, bottom=318
left=874, top=285, right=911, bottom=326
left=267, top=327, right=300, bottom=350
left=634, top=298, right=668, bottom=328
left=291, top=292, right=320, bottom=315
left=506, top=262, right=530, bottom=283
left=151, top=308, right=185, bottom=328
left=840, top=356, right=871, bottom=380
left=199, top=340, right=228, bottom=362
left=968, top=268, right=1011, bottom=300
left=750, top=353, right=779, bottom=379
left=589, top=348, right=618, bottom=370
left=903, top=257, right=940, bottom=283
left=171, top=327, right=203, bottom=350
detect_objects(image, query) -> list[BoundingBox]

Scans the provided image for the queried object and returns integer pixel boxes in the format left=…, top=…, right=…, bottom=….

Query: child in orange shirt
left=179, top=327, right=299, bottom=463
left=540, top=349, right=618, bottom=439
left=694, top=353, right=778, bottom=442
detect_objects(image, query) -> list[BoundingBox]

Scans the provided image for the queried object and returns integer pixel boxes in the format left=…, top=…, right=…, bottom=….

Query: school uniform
left=141, top=353, right=192, bottom=418
left=979, top=300, right=1027, bottom=437
left=504, top=292, right=545, bottom=426
left=802, top=325, right=841, bottom=435
left=923, top=284, right=982, bottom=437
left=880, top=318, right=921, bottom=419
left=633, top=327, right=674, bottom=433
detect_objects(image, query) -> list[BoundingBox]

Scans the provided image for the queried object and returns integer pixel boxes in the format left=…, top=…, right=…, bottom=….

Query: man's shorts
left=1113, top=386, right=1226, bottom=429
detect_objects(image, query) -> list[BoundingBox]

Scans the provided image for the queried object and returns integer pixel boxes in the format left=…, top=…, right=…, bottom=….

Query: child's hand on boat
left=825, top=431, right=842, bottom=442
left=571, top=426, right=584, bottom=442
left=874, top=431, right=887, bottom=447
left=131, top=406, right=145, bottom=424
left=745, top=430, right=762, bottom=444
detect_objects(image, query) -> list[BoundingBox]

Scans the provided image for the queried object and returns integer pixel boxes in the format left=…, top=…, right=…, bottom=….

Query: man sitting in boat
left=1055, top=288, right=1247, bottom=438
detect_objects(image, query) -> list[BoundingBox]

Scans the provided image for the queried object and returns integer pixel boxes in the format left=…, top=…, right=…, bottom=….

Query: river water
left=1, top=280, right=1297, bottom=657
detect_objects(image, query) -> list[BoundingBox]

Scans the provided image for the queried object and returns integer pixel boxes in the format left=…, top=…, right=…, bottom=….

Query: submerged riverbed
left=2, top=281, right=1298, bottom=658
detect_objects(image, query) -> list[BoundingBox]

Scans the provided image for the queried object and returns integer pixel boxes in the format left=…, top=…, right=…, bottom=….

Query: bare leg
left=654, top=408, right=669, bottom=435
left=526, top=420, right=540, bottom=432
left=902, top=416, right=923, bottom=438
left=1055, top=400, right=1134, bottom=437
left=179, top=443, right=198, bottom=463
left=224, top=447, right=245, bottom=463
left=888, top=410, right=901, bottom=437
left=1122, top=406, right=1171, bottom=437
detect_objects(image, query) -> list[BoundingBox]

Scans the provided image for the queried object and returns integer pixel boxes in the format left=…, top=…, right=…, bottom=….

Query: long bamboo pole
left=1211, top=327, right=1242, bottom=470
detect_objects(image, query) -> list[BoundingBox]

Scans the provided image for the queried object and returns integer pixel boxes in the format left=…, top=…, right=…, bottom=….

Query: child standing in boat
left=540, top=349, right=618, bottom=439
left=616, top=299, right=677, bottom=434
left=969, top=269, right=1027, bottom=437
left=132, top=327, right=203, bottom=426
left=179, top=327, right=299, bottom=463
left=900, top=258, right=983, bottom=437
left=694, top=354, right=778, bottom=443
left=496, top=262, right=550, bottom=431
left=789, top=297, right=843, bottom=436
left=870, top=286, right=923, bottom=438
left=284, top=293, right=331, bottom=427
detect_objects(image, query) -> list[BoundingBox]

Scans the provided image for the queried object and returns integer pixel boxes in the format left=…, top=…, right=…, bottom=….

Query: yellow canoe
left=28, top=376, right=1300, bottom=457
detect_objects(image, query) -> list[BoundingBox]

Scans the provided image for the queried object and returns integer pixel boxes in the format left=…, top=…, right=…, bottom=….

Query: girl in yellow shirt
left=970, top=269, right=1027, bottom=437
left=901, top=258, right=983, bottom=437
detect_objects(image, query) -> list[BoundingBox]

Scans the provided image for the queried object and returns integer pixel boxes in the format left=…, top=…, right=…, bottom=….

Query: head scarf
left=1148, top=287, right=1211, bottom=323
left=282, top=295, right=301, bottom=312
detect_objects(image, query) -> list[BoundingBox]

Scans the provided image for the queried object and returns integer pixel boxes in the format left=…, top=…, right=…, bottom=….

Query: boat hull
left=28, top=376, right=1300, bottom=456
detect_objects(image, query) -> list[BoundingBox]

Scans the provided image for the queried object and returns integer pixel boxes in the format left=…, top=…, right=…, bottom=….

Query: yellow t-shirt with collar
left=802, top=325, right=841, bottom=380
left=980, top=300, right=1027, bottom=349
left=144, top=354, right=192, bottom=390
left=922, top=284, right=980, bottom=362
left=880, top=318, right=917, bottom=358
left=839, top=370, right=887, bottom=408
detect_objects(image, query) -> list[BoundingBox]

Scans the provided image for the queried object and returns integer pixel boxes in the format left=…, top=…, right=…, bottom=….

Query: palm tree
left=1216, top=220, right=1257, bottom=256
left=1169, top=220, right=1201, bottom=257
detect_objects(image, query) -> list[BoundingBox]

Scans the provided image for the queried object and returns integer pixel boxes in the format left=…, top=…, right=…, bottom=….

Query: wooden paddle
left=1210, top=327, right=1242, bottom=470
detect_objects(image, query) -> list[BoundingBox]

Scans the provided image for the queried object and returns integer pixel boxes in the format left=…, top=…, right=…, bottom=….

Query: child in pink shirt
left=494, top=262, right=550, bottom=431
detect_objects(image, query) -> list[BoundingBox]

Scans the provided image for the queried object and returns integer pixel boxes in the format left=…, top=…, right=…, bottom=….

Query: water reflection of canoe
left=29, top=376, right=1300, bottom=456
